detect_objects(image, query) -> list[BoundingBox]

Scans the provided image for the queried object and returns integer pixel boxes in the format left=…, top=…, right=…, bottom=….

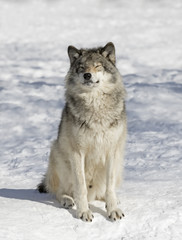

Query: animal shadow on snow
left=0, top=188, right=107, bottom=219
left=0, top=188, right=75, bottom=218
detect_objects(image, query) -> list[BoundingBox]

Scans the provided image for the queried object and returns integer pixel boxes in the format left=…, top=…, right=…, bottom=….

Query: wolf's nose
left=83, top=73, right=92, bottom=80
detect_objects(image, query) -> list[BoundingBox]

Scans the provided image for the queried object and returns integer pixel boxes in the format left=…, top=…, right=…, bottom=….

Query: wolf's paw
left=107, top=208, right=125, bottom=221
left=60, top=196, right=75, bottom=209
left=78, top=209, right=94, bottom=222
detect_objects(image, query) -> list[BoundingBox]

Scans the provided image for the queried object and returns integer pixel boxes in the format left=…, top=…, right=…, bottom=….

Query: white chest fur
left=70, top=89, right=124, bottom=164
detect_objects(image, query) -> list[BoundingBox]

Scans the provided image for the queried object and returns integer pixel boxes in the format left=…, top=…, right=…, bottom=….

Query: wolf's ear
left=68, top=46, right=80, bottom=65
left=101, top=42, right=116, bottom=65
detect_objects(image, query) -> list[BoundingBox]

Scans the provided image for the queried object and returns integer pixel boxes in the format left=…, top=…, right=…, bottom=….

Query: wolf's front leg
left=71, top=152, right=94, bottom=222
left=105, top=156, right=125, bottom=221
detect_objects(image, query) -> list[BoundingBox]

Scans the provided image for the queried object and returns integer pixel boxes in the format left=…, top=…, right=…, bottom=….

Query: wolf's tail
left=37, top=179, right=48, bottom=193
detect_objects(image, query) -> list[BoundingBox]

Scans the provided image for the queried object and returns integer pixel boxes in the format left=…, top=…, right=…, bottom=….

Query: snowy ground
left=0, top=0, right=182, bottom=239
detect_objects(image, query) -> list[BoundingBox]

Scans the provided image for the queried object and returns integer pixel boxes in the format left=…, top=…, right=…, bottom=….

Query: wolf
left=38, top=42, right=127, bottom=222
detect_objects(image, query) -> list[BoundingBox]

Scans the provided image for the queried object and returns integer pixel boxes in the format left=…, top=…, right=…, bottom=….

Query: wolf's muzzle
left=83, top=72, right=100, bottom=86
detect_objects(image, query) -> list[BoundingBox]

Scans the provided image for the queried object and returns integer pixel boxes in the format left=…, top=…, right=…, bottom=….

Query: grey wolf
left=38, top=42, right=127, bottom=222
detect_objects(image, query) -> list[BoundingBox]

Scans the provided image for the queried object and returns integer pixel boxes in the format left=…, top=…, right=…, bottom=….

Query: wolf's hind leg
left=56, top=193, right=75, bottom=209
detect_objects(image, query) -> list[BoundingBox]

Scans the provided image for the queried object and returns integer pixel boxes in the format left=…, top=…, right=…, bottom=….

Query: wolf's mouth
left=83, top=80, right=100, bottom=86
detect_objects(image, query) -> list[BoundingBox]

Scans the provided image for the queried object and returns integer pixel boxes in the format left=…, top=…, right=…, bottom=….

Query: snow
left=0, top=0, right=182, bottom=239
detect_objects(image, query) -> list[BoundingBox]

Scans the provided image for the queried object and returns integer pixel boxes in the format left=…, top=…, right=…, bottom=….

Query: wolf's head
left=66, top=42, right=122, bottom=93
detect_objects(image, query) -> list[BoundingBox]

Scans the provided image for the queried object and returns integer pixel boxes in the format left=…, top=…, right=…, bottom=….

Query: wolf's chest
left=76, top=120, right=123, bottom=154
left=78, top=100, right=121, bottom=130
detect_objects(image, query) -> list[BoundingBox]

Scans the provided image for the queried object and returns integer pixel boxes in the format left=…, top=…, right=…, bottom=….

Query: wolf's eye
left=95, top=64, right=103, bottom=71
left=77, top=66, right=84, bottom=73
